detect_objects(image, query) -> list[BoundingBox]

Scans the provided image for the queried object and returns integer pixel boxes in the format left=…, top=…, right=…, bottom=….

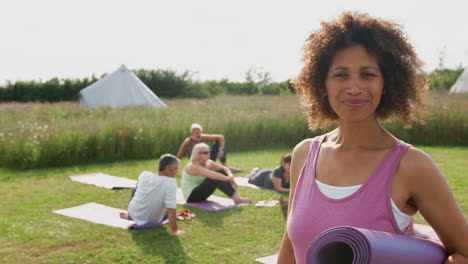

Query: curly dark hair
left=293, top=11, right=426, bottom=129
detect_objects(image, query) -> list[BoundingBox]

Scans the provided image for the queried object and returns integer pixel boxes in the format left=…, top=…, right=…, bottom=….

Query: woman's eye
left=363, top=72, right=376, bottom=77
left=334, top=73, right=347, bottom=78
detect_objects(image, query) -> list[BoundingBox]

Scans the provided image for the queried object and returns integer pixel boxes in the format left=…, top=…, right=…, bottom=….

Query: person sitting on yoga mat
left=278, top=11, right=468, bottom=264
left=247, top=153, right=291, bottom=193
left=176, top=123, right=242, bottom=173
left=120, top=154, right=183, bottom=236
left=181, top=142, right=252, bottom=204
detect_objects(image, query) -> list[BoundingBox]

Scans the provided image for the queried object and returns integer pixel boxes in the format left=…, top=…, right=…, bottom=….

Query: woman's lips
left=343, top=100, right=368, bottom=107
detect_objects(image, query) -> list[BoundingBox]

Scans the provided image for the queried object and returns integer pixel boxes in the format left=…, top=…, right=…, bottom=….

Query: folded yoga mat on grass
left=53, top=203, right=167, bottom=229
left=306, top=226, right=447, bottom=264
left=69, top=172, right=137, bottom=189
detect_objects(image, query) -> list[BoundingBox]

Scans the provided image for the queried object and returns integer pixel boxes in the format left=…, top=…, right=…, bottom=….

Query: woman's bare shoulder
left=399, top=146, right=438, bottom=172
left=397, top=146, right=443, bottom=188
left=185, top=163, right=202, bottom=175
left=291, top=137, right=322, bottom=170
left=292, top=137, right=321, bottom=156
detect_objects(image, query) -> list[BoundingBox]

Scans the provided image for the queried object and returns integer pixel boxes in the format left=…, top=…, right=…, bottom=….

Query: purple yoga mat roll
left=306, top=226, right=447, bottom=264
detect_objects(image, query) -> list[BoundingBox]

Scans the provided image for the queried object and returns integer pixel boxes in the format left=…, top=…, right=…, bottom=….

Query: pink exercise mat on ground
left=52, top=202, right=167, bottom=229
left=69, top=172, right=137, bottom=189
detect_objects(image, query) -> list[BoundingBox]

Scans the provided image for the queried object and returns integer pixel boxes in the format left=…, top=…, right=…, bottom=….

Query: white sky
left=1, top=0, right=467, bottom=85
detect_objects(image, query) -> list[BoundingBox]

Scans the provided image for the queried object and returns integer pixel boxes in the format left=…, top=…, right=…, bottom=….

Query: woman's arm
left=278, top=139, right=312, bottom=263
left=272, top=176, right=289, bottom=193
left=207, top=160, right=233, bottom=177
left=187, top=162, right=234, bottom=183
left=401, top=148, right=468, bottom=263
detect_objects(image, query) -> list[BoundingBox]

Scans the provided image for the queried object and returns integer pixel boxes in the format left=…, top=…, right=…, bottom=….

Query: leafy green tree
left=427, top=67, right=463, bottom=91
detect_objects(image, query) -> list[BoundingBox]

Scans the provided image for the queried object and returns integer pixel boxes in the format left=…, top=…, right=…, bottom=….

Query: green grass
left=0, top=147, right=466, bottom=264
left=0, top=92, right=467, bottom=169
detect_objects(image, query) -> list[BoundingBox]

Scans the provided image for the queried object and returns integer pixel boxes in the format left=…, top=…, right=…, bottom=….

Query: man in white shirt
left=120, top=154, right=183, bottom=236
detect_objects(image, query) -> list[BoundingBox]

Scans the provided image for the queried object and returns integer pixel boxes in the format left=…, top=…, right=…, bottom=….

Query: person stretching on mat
left=181, top=142, right=252, bottom=204
left=120, top=154, right=183, bottom=236
left=278, top=11, right=468, bottom=264
left=246, top=153, right=291, bottom=193
left=176, top=123, right=243, bottom=173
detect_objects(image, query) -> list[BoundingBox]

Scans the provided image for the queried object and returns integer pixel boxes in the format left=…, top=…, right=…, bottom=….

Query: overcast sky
left=1, top=0, right=467, bottom=84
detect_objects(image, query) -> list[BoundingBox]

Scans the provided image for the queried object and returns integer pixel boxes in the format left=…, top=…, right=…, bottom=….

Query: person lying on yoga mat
left=176, top=123, right=243, bottom=173
left=181, top=142, right=252, bottom=204
left=246, top=153, right=291, bottom=193
left=120, top=154, right=183, bottom=236
left=278, top=11, right=468, bottom=264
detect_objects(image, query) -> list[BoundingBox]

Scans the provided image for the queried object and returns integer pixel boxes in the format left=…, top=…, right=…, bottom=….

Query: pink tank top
left=287, top=135, right=412, bottom=264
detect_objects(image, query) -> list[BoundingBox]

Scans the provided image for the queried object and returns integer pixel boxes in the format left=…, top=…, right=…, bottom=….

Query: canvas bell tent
left=79, top=65, right=167, bottom=108
left=449, top=67, right=468, bottom=94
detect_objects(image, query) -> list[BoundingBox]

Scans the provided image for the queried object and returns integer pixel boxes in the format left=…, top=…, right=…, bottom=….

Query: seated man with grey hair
left=176, top=123, right=242, bottom=173
left=120, top=154, right=183, bottom=236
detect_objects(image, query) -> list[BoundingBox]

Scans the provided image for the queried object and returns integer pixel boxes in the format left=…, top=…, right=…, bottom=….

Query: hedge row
left=1, top=67, right=462, bottom=102
left=0, top=69, right=293, bottom=102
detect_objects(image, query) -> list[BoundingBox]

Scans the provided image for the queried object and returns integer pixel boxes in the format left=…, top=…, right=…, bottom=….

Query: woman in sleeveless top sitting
left=278, top=11, right=468, bottom=264
left=247, top=153, right=291, bottom=193
left=181, top=142, right=251, bottom=204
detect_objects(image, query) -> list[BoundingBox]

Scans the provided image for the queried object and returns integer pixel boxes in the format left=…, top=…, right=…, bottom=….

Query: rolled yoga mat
left=306, top=226, right=447, bottom=264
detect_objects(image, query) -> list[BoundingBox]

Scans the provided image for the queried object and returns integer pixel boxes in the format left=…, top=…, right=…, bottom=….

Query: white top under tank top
left=316, top=179, right=411, bottom=232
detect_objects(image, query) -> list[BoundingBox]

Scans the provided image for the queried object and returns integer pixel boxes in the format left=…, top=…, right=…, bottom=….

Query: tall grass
left=0, top=93, right=467, bottom=169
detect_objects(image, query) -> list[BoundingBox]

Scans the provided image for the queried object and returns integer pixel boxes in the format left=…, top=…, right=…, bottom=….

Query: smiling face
left=325, top=45, right=384, bottom=123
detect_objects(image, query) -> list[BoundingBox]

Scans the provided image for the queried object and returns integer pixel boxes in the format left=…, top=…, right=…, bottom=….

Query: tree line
left=0, top=67, right=462, bottom=102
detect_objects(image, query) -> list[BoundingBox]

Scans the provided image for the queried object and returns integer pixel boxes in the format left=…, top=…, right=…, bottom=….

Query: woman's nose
left=346, top=77, right=363, bottom=95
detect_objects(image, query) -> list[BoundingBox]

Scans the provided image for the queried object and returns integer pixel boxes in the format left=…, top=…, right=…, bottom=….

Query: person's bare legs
left=232, top=192, right=252, bottom=204
left=245, top=167, right=259, bottom=178
left=279, top=196, right=289, bottom=218
left=221, top=161, right=244, bottom=173
left=229, top=167, right=244, bottom=173
left=120, top=212, right=132, bottom=220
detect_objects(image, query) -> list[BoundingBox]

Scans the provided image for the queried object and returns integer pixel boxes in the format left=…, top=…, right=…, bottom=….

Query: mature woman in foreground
left=278, top=11, right=468, bottom=264
left=181, top=142, right=251, bottom=204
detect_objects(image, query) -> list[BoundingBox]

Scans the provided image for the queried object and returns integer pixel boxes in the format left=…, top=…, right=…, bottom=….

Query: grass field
left=0, top=146, right=466, bottom=264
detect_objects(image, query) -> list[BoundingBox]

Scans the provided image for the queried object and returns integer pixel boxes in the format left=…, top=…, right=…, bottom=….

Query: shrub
left=427, top=68, right=464, bottom=91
